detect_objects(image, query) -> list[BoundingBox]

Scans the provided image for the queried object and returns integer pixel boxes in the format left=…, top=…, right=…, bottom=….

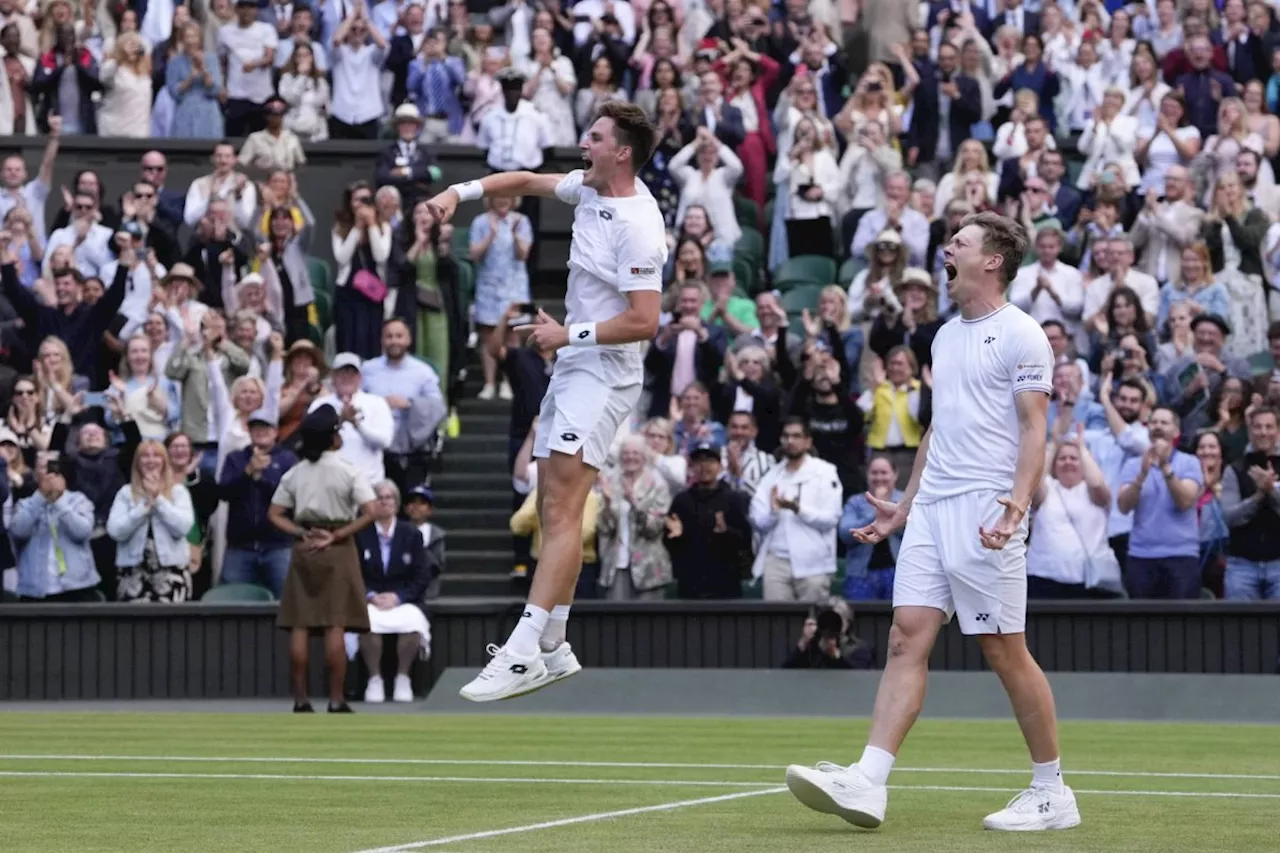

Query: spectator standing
left=1134, top=168, right=1205, bottom=289
left=850, top=172, right=930, bottom=268
left=669, top=126, right=744, bottom=249
left=0, top=119, right=57, bottom=238
left=1118, top=407, right=1205, bottom=598
left=858, top=346, right=930, bottom=489
left=328, top=6, right=388, bottom=140
left=470, top=197, right=532, bottom=401
left=664, top=441, right=752, bottom=599
left=383, top=2, right=428, bottom=108
left=868, top=268, right=945, bottom=370
left=32, top=24, right=99, bottom=134
left=218, top=0, right=278, bottom=137
left=0, top=24, right=35, bottom=134
left=239, top=96, right=306, bottom=172
left=108, top=440, right=196, bottom=602
left=1164, top=314, right=1254, bottom=445
left=43, top=191, right=114, bottom=279
left=309, top=353, right=395, bottom=487
left=716, top=345, right=782, bottom=453
left=749, top=418, right=842, bottom=603
left=1027, top=429, right=1123, bottom=598
left=1177, top=34, right=1236, bottom=138
left=165, top=311, right=251, bottom=479
left=905, top=42, right=980, bottom=178
left=644, top=284, right=726, bottom=418
left=574, top=54, right=629, bottom=134
left=1048, top=362, right=1108, bottom=437
left=1194, top=429, right=1230, bottom=595
left=97, top=31, right=151, bottom=138
left=109, top=335, right=177, bottom=439
left=838, top=456, right=903, bottom=601
left=781, top=116, right=841, bottom=258
left=722, top=411, right=775, bottom=497
left=1009, top=227, right=1084, bottom=332
left=268, top=404, right=377, bottom=714
left=1089, top=373, right=1152, bottom=573
left=478, top=67, right=552, bottom=174
left=362, top=319, right=445, bottom=495
left=1220, top=407, right=1280, bottom=599
left=217, top=409, right=296, bottom=597
left=1201, top=172, right=1269, bottom=360
left=10, top=456, right=97, bottom=601
left=596, top=436, right=673, bottom=600
left=408, top=27, right=466, bottom=143
left=517, top=27, right=577, bottom=147
left=278, top=43, right=330, bottom=142
left=183, top=142, right=257, bottom=231
left=355, top=479, right=432, bottom=704
left=332, top=182, right=392, bottom=360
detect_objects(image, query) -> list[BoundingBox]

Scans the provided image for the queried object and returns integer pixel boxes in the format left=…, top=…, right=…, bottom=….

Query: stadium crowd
left=0, top=0, right=1277, bottom=621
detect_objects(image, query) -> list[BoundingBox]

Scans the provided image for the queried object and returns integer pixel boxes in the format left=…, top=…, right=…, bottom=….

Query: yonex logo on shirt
left=984, top=337, right=996, bottom=344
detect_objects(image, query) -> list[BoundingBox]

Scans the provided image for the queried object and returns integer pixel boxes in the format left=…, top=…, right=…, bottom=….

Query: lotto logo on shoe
left=510, top=664, right=529, bottom=674
left=1038, top=802, right=1051, bottom=814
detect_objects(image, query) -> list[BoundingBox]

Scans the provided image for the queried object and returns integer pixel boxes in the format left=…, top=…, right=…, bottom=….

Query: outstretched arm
left=425, top=171, right=570, bottom=223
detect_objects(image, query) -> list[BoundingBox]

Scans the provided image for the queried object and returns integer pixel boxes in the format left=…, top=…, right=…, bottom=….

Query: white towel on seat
left=344, top=604, right=432, bottom=660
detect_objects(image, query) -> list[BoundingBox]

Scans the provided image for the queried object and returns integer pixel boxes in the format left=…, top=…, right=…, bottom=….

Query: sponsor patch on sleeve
left=630, top=266, right=657, bottom=276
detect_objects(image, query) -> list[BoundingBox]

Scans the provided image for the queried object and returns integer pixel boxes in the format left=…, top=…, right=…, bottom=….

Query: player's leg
left=949, top=492, right=1079, bottom=831
left=785, top=503, right=952, bottom=829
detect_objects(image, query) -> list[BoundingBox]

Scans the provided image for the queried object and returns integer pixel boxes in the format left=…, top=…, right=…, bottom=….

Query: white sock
left=1031, top=758, right=1064, bottom=793
left=506, top=604, right=550, bottom=657
left=856, top=746, right=896, bottom=786
left=539, top=605, right=571, bottom=652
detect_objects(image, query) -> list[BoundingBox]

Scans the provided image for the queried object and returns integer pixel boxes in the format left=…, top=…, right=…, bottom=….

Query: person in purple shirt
left=1175, top=35, right=1237, bottom=137
left=1116, top=406, right=1205, bottom=598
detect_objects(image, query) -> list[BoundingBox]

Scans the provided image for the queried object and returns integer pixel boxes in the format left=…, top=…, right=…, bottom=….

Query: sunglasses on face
left=876, top=243, right=898, bottom=251
left=353, top=195, right=373, bottom=205
left=74, top=203, right=94, bottom=212
left=134, top=191, right=155, bottom=199
left=13, top=387, right=34, bottom=395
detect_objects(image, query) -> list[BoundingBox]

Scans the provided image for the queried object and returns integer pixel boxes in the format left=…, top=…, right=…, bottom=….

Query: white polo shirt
left=916, top=303, right=1054, bottom=504
left=217, top=20, right=279, bottom=104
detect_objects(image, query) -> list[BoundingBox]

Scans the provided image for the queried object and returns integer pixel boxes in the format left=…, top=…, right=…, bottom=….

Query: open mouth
left=582, top=153, right=594, bottom=171
left=944, top=262, right=957, bottom=281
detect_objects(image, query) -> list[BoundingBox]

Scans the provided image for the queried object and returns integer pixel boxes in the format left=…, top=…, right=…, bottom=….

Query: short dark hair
left=1116, top=378, right=1147, bottom=399
left=1041, top=319, right=1067, bottom=336
left=1249, top=405, right=1278, bottom=424
left=727, top=411, right=757, bottom=426
left=960, top=212, right=1028, bottom=286
left=1151, top=405, right=1181, bottom=427
left=780, top=416, right=810, bottom=438
left=594, top=100, right=658, bottom=171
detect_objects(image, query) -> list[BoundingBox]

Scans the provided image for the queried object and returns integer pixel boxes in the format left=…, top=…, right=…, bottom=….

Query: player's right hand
left=425, top=188, right=460, bottom=226
left=851, top=492, right=906, bottom=544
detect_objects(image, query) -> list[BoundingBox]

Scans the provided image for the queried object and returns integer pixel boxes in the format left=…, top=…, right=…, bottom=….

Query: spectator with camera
left=1118, top=406, right=1205, bottom=598
left=10, top=454, right=98, bottom=601
left=750, top=417, right=843, bottom=603
left=839, top=456, right=902, bottom=601
left=783, top=601, right=874, bottom=670
left=1220, top=407, right=1280, bottom=600
left=664, top=440, right=752, bottom=599
left=1048, top=361, right=1108, bottom=439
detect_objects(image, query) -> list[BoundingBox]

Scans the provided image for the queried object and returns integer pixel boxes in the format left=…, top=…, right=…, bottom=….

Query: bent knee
left=886, top=621, right=934, bottom=663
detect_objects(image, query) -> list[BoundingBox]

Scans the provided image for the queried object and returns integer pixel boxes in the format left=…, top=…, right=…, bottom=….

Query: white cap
left=332, top=352, right=363, bottom=372
left=237, top=272, right=265, bottom=288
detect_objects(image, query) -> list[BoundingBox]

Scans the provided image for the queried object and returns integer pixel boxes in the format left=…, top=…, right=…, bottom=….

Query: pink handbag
left=352, top=268, right=387, bottom=303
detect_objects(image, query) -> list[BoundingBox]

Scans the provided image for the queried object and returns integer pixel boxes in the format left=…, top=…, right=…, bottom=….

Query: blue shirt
left=360, top=355, right=443, bottom=432
left=1047, top=400, right=1108, bottom=437
left=1088, top=422, right=1150, bottom=537
left=1120, top=450, right=1203, bottom=558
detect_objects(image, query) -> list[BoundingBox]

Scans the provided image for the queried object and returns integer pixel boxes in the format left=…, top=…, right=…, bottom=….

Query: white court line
left=346, top=788, right=788, bottom=853
left=1, top=754, right=1277, bottom=782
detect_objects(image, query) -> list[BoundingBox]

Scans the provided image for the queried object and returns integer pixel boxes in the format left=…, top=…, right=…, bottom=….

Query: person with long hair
left=332, top=181, right=392, bottom=360
left=639, top=86, right=692, bottom=227
left=108, top=440, right=196, bottom=602
left=165, top=21, right=224, bottom=139
left=257, top=203, right=316, bottom=344
left=668, top=236, right=706, bottom=285
left=517, top=27, right=577, bottom=147
left=33, top=336, right=87, bottom=426
left=1123, top=44, right=1169, bottom=139
left=1195, top=97, right=1264, bottom=205
left=399, top=200, right=456, bottom=378
left=1156, top=300, right=1197, bottom=372
left=1241, top=78, right=1280, bottom=163
left=1135, top=91, right=1201, bottom=196
left=848, top=229, right=909, bottom=325
left=277, top=340, right=327, bottom=446
left=1156, top=242, right=1229, bottom=330
left=634, top=57, right=681, bottom=121
left=809, top=286, right=865, bottom=378
left=98, top=30, right=151, bottom=137
left=638, top=416, right=687, bottom=494
left=670, top=126, right=744, bottom=250
left=574, top=54, right=628, bottom=135
left=1193, top=429, right=1229, bottom=596
left=278, top=42, right=331, bottom=142
left=1207, top=376, right=1251, bottom=463
left=781, top=116, right=841, bottom=258
left=933, top=141, right=998, bottom=219
left=109, top=334, right=177, bottom=440
left=994, top=33, right=1060, bottom=131
left=1088, top=286, right=1158, bottom=373
left=268, top=404, right=377, bottom=713
left=716, top=39, right=780, bottom=216
left=470, top=195, right=533, bottom=400
left=6, top=375, right=50, bottom=464
left=716, top=344, right=784, bottom=452
left=868, top=268, right=943, bottom=369
left=1201, top=171, right=1270, bottom=359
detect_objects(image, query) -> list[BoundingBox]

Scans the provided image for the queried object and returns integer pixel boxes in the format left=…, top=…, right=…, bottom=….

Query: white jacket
left=106, top=483, right=196, bottom=568
left=1077, top=115, right=1141, bottom=190
left=749, top=454, right=843, bottom=580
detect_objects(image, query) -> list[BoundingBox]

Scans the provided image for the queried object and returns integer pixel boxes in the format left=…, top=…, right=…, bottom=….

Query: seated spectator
left=217, top=409, right=296, bottom=598
left=749, top=417, right=842, bottom=603
left=735, top=290, right=804, bottom=367
left=108, top=440, right=196, bottom=602
left=277, top=340, right=326, bottom=446
left=1117, top=407, right=1205, bottom=598
left=702, top=261, right=756, bottom=336
left=574, top=54, right=628, bottom=134
left=362, top=320, right=446, bottom=495
left=1193, top=429, right=1230, bottom=596
left=596, top=436, right=672, bottom=600
left=1155, top=301, right=1196, bottom=373
left=1009, top=227, right=1084, bottom=331
left=402, top=485, right=444, bottom=600
left=355, top=479, right=432, bottom=704
left=809, top=288, right=864, bottom=385
left=10, top=455, right=98, bottom=601
left=672, top=204, right=733, bottom=265
left=470, top=197, right=532, bottom=401
left=5, top=374, right=50, bottom=462
left=664, top=440, right=752, bottom=599
left=1164, top=314, right=1254, bottom=447
left=858, top=347, right=930, bottom=489
left=670, top=126, right=743, bottom=249
left=44, top=191, right=114, bottom=279
left=1220, top=407, right=1280, bottom=600
left=1086, top=285, right=1159, bottom=375
left=868, top=268, right=944, bottom=370
left=278, top=42, right=330, bottom=143
left=782, top=603, right=874, bottom=670
left=1028, top=429, right=1123, bottom=598
left=1048, top=361, right=1108, bottom=438
left=638, top=416, right=687, bottom=495
left=851, top=171, right=930, bottom=270
left=838, top=456, right=902, bottom=601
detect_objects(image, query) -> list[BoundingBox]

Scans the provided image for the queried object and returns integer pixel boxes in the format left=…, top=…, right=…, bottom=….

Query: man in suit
left=785, top=30, right=847, bottom=119
left=374, top=103, right=441, bottom=209
left=137, top=152, right=185, bottom=230
left=404, top=484, right=445, bottom=598
left=690, top=71, right=746, bottom=148
left=384, top=2, right=429, bottom=109
left=988, top=0, right=1038, bottom=42
left=904, top=42, right=979, bottom=178
left=357, top=480, right=433, bottom=703
left=1037, top=149, right=1084, bottom=231
left=1131, top=165, right=1204, bottom=287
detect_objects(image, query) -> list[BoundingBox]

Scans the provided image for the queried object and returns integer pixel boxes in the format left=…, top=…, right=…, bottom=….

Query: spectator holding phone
left=10, top=455, right=99, bottom=601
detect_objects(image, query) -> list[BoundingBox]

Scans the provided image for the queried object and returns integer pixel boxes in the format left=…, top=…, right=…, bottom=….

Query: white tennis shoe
left=982, top=786, right=1081, bottom=831
left=458, top=644, right=548, bottom=702
left=784, top=762, right=887, bottom=828
left=540, top=642, right=583, bottom=685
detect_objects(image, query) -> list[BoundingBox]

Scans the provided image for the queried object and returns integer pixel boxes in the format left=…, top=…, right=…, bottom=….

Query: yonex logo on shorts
left=630, top=266, right=657, bottom=275
left=975, top=613, right=990, bottom=622
left=560, top=432, right=580, bottom=442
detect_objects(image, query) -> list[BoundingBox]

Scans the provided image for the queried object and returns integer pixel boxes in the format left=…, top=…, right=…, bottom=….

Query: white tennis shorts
left=893, top=489, right=1029, bottom=635
left=532, top=365, right=641, bottom=470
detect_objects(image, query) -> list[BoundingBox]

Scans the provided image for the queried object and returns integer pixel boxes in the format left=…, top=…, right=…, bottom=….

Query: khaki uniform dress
left=272, top=451, right=376, bottom=632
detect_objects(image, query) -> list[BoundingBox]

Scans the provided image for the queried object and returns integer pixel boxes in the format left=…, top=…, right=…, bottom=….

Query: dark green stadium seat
left=305, top=323, right=324, bottom=346
left=202, top=583, right=276, bottom=602
left=732, top=254, right=758, bottom=294
left=780, top=284, right=824, bottom=316
left=773, top=255, right=838, bottom=288
left=306, top=256, right=333, bottom=297
left=740, top=578, right=762, bottom=599
left=313, top=287, right=332, bottom=329
left=455, top=259, right=475, bottom=306
left=838, top=257, right=866, bottom=285
left=452, top=225, right=471, bottom=258
left=1247, top=351, right=1274, bottom=375
left=733, top=196, right=760, bottom=232
left=736, top=227, right=765, bottom=265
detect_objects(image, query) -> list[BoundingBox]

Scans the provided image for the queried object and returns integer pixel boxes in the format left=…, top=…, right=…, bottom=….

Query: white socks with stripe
left=506, top=604, right=549, bottom=658
left=540, top=605, right=571, bottom=652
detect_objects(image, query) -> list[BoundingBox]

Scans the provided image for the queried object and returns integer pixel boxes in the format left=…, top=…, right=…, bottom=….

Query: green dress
left=414, top=250, right=450, bottom=382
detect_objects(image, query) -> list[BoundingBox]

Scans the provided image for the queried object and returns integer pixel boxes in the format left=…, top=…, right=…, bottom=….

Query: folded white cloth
left=344, top=604, right=432, bottom=661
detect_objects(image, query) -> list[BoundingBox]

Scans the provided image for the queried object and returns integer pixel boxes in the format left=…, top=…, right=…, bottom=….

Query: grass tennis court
left=1, top=713, right=1276, bottom=852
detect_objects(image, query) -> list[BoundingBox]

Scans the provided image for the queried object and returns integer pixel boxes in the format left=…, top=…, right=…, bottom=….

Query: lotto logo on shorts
left=560, top=432, right=580, bottom=443
left=630, top=266, right=657, bottom=275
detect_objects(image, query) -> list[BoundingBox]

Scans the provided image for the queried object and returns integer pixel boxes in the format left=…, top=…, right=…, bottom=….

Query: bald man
left=1130, top=164, right=1204, bottom=287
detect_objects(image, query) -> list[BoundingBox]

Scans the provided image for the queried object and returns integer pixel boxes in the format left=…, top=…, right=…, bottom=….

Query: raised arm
left=425, top=171, right=572, bottom=224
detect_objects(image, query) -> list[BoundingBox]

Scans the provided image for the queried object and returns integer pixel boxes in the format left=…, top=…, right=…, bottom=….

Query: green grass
left=0, top=714, right=1276, bottom=852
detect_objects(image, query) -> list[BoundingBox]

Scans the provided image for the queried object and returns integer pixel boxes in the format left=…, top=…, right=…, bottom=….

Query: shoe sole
left=459, top=669, right=551, bottom=703
left=784, top=766, right=883, bottom=829
left=983, top=808, right=1081, bottom=832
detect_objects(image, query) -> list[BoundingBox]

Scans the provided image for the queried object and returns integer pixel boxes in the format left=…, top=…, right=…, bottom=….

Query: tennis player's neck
left=959, top=296, right=1008, bottom=322
left=597, top=174, right=639, bottom=199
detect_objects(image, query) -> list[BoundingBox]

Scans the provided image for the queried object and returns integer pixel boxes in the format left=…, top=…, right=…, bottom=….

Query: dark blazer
left=643, top=324, right=727, bottom=418
left=989, top=9, right=1039, bottom=40
left=712, top=378, right=785, bottom=453
left=384, top=34, right=421, bottom=111
left=356, top=520, right=433, bottom=609
left=1212, top=30, right=1263, bottom=85
left=155, top=188, right=186, bottom=229
left=217, top=445, right=298, bottom=550
left=905, top=71, right=980, bottom=164
left=996, top=162, right=1084, bottom=229
left=1, top=263, right=128, bottom=378
left=374, top=142, right=437, bottom=208
left=690, top=103, right=746, bottom=149
left=32, top=49, right=101, bottom=134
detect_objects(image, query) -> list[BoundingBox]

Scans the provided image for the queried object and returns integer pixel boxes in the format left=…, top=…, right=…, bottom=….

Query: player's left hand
left=514, top=308, right=569, bottom=354
left=979, top=497, right=1025, bottom=551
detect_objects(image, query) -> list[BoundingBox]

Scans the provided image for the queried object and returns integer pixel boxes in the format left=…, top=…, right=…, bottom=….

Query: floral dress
left=640, top=123, right=690, bottom=228
left=517, top=55, right=577, bottom=147
left=469, top=212, right=532, bottom=326
left=117, top=523, right=192, bottom=603
left=1216, top=221, right=1269, bottom=360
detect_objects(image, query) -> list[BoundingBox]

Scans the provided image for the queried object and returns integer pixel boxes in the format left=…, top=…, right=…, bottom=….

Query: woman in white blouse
left=1026, top=432, right=1122, bottom=598
left=332, top=182, right=392, bottom=359
left=779, top=116, right=841, bottom=258
left=518, top=28, right=577, bottom=147
left=1123, top=46, right=1169, bottom=139
left=1095, top=8, right=1135, bottom=89
left=98, top=31, right=152, bottom=138
left=669, top=126, right=744, bottom=249
left=109, top=334, right=177, bottom=440
left=1077, top=86, right=1140, bottom=191
left=278, top=43, right=331, bottom=143
left=836, top=121, right=901, bottom=223
left=1135, top=91, right=1201, bottom=196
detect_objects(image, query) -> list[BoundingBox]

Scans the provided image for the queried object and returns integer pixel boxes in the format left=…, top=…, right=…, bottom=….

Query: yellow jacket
left=511, top=490, right=600, bottom=563
left=866, top=379, right=924, bottom=449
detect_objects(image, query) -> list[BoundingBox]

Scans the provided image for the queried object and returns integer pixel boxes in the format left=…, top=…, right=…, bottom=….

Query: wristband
left=451, top=181, right=484, bottom=202
left=569, top=322, right=598, bottom=347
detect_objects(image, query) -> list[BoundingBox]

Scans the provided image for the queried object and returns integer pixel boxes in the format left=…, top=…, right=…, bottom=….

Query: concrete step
left=447, top=528, right=523, bottom=546
left=448, top=412, right=512, bottom=434
left=444, top=434, right=514, bottom=454
left=440, top=451, right=515, bottom=474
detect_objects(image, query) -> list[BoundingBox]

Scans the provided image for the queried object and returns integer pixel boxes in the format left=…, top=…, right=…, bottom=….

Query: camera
left=866, top=81, right=883, bottom=92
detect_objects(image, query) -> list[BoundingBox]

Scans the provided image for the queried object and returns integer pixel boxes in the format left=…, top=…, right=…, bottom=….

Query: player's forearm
left=1010, top=418, right=1048, bottom=512
left=594, top=305, right=660, bottom=345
